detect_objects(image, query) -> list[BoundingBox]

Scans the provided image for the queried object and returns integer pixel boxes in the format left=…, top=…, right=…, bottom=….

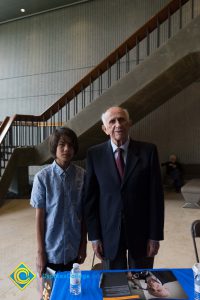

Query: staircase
left=0, top=0, right=199, bottom=203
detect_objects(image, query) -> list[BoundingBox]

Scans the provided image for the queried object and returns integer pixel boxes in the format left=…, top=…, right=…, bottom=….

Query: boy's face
left=55, top=135, right=74, bottom=168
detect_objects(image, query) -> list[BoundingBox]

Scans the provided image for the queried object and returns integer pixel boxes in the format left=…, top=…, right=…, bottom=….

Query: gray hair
left=101, top=107, right=130, bottom=126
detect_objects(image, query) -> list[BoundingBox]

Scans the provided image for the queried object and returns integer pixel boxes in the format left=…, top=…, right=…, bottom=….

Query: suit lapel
left=122, top=139, right=139, bottom=186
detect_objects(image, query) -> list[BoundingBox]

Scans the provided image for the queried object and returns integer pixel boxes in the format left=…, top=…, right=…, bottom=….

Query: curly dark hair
left=49, top=127, right=79, bottom=158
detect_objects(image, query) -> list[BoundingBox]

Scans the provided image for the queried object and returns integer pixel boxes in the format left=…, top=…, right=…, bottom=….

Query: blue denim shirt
left=30, top=161, right=85, bottom=264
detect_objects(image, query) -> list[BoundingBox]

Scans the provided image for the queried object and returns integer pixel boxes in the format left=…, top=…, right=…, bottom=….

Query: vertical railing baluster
left=89, top=77, right=92, bottom=103
left=49, top=111, right=52, bottom=135
left=136, top=36, right=139, bottom=65
left=24, top=122, right=25, bottom=146
left=42, top=116, right=45, bottom=141
left=191, top=0, right=194, bottom=19
left=16, top=121, right=19, bottom=147
left=28, top=121, right=30, bottom=146
left=73, top=92, right=78, bottom=116
left=19, top=121, right=21, bottom=147
left=37, top=121, right=40, bottom=144
left=117, top=57, right=121, bottom=80
left=21, top=122, right=23, bottom=146
left=23, top=121, right=25, bottom=146
left=116, top=52, right=120, bottom=80
left=22, top=123, right=24, bottom=146
left=100, top=72, right=102, bottom=95
left=60, top=107, right=63, bottom=128
left=107, top=62, right=111, bottom=88
left=29, top=122, right=31, bottom=145
left=4, top=135, right=7, bottom=161
left=125, top=44, right=130, bottom=73
left=75, top=94, right=78, bottom=115
left=168, top=7, right=171, bottom=39
left=73, top=94, right=75, bottom=116
left=20, top=121, right=23, bottom=146
left=65, top=97, right=68, bottom=122
left=32, top=121, right=35, bottom=145
left=81, top=85, right=85, bottom=109
left=15, top=121, right=17, bottom=147
left=19, top=122, right=22, bottom=146
left=179, top=0, right=182, bottom=29
left=36, top=121, right=38, bottom=144
left=24, top=121, right=26, bottom=146
left=91, top=80, right=94, bottom=102
left=146, top=28, right=150, bottom=56
left=3, top=139, right=6, bottom=167
left=98, top=70, right=102, bottom=95
left=157, top=17, right=160, bottom=48
left=14, top=123, right=16, bottom=147
left=53, top=113, right=56, bottom=132
left=0, top=144, right=1, bottom=177
left=57, top=103, right=60, bottom=128
left=66, top=100, right=70, bottom=121
left=9, top=125, right=12, bottom=149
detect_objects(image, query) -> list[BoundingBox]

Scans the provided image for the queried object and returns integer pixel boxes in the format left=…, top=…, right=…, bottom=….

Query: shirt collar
left=110, top=138, right=130, bottom=153
left=52, top=160, right=73, bottom=176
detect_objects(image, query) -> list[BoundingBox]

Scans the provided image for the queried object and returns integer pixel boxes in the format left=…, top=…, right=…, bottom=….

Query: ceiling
left=0, top=0, right=90, bottom=24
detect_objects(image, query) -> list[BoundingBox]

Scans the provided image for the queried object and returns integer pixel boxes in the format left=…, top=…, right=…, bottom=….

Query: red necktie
left=115, top=148, right=125, bottom=179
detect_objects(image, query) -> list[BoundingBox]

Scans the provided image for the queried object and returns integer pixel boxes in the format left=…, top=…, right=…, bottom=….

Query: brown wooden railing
left=0, top=0, right=196, bottom=178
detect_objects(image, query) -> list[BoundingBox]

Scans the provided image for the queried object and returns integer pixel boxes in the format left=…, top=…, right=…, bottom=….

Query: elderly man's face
left=102, top=107, right=131, bottom=146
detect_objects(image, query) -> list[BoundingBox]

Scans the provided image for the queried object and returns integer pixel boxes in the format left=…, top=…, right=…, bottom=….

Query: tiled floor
left=0, top=191, right=199, bottom=299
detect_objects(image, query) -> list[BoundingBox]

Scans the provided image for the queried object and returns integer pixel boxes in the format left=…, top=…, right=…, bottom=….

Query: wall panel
left=131, top=81, right=200, bottom=164
left=0, top=0, right=168, bottom=117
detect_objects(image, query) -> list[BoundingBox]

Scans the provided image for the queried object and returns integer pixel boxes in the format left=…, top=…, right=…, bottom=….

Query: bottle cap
left=73, top=263, right=80, bottom=269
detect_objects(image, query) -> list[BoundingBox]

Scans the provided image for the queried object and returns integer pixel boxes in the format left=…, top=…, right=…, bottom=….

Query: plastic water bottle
left=70, top=263, right=81, bottom=295
left=193, top=263, right=200, bottom=300
left=194, top=274, right=200, bottom=300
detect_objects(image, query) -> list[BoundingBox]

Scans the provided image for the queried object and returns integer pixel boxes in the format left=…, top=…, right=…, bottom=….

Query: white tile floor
left=0, top=191, right=199, bottom=300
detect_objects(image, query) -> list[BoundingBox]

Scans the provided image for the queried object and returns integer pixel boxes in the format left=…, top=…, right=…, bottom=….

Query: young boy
left=30, top=127, right=87, bottom=276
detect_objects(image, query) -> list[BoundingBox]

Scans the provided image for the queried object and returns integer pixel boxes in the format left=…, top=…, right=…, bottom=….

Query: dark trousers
left=104, top=221, right=154, bottom=270
left=46, top=259, right=77, bottom=272
left=170, top=169, right=183, bottom=192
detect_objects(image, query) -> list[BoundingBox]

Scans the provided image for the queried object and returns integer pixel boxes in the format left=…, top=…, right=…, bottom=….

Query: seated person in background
left=162, top=154, right=183, bottom=193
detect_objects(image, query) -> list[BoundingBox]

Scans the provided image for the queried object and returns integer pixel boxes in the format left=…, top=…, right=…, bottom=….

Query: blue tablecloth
left=50, top=268, right=194, bottom=300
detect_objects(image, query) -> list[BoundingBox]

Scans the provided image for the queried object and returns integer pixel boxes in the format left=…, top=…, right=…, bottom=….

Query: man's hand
left=92, top=240, right=104, bottom=261
left=36, top=251, right=47, bottom=277
left=77, top=240, right=87, bottom=264
left=147, top=240, right=160, bottom=257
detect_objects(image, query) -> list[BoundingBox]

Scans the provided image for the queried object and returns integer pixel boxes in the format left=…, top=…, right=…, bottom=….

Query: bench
left=180, top=164, right=200, bottom=208
left=181, top=179, right=200, bottom=208
left=162, top=163, right=200, bottom=207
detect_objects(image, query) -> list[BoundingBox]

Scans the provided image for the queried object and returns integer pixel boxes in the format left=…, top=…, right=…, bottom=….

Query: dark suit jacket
left=84, top=139, right=164, bottom=260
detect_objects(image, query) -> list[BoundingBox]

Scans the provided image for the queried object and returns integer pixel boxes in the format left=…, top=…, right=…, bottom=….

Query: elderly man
left=84, top=106, right=164, bottom=269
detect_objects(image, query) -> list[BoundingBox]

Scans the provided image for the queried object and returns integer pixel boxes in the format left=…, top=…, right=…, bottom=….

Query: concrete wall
left=132, top=81, right=200, bottom=164
left=0, top=0, right=169, bottom=119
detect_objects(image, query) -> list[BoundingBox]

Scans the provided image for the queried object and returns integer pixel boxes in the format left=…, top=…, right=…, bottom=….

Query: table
left=50, top=268, right=194, bottom=300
